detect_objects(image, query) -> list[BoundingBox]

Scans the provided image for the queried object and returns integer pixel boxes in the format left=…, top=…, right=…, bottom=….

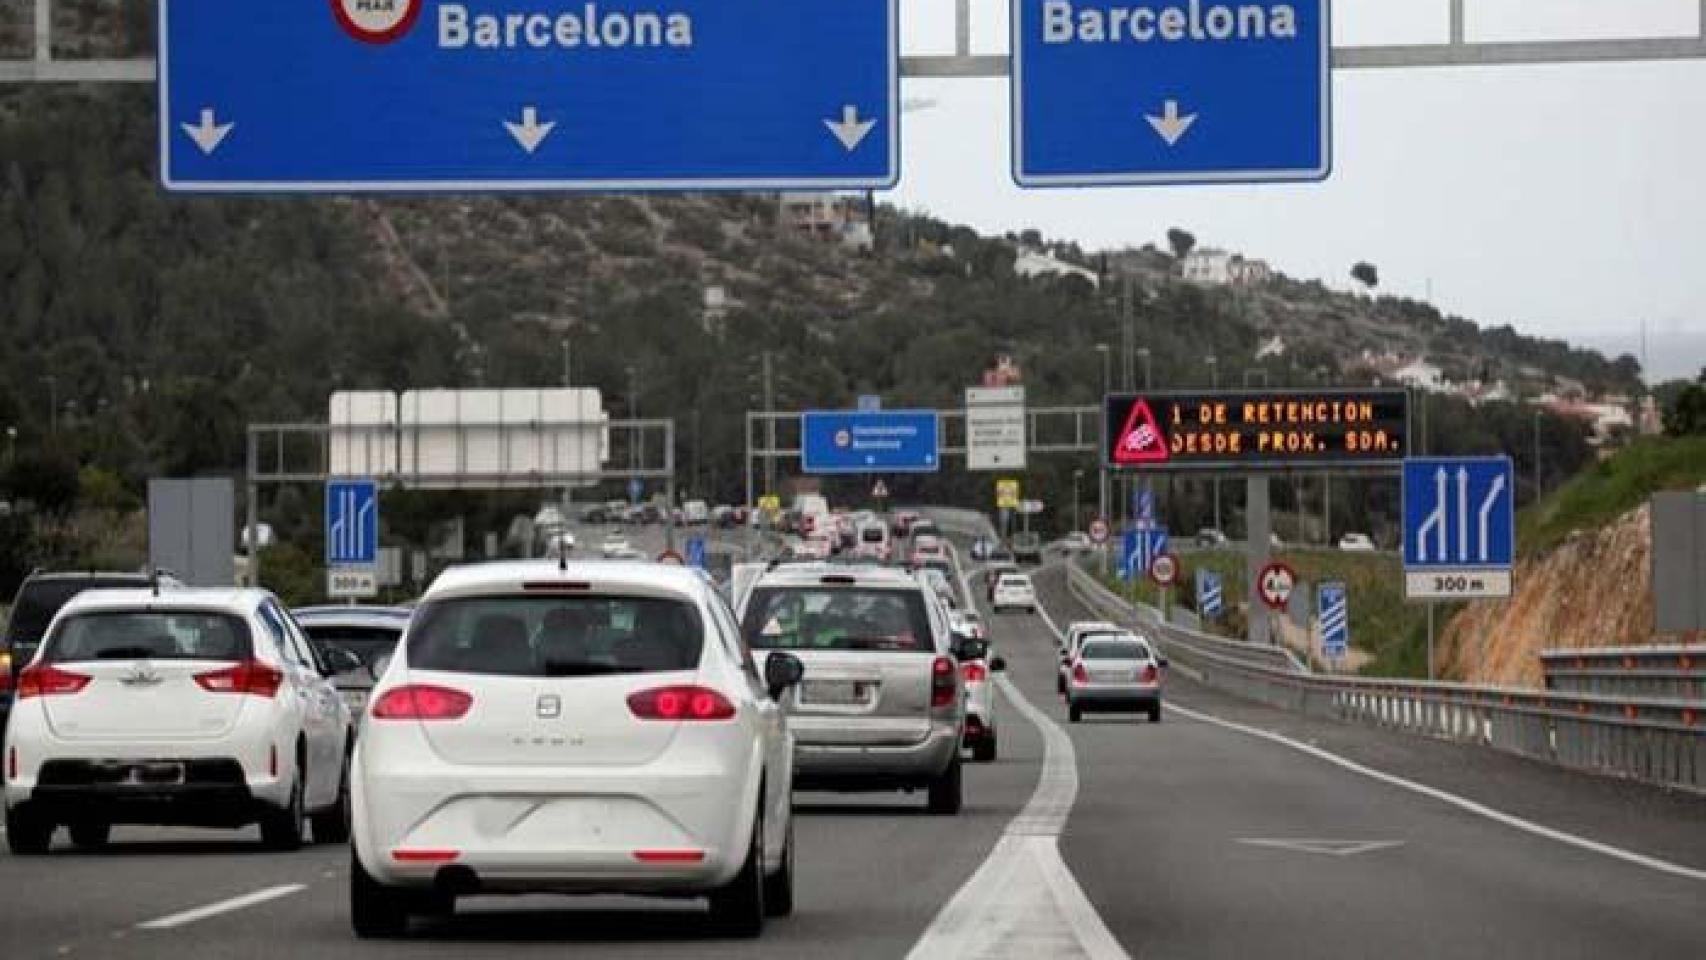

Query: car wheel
left=1149, top=704, right=1163, bottom=724
left=350, top=849, right=411, bottom=938
left=763, top=812, right=795, bottom=918
left=69, top=821, right=110, bottom=850
left=6, top=806, right=54, bottom=855
left=1056, top=675, right=1065, bottom=695
left=311, top=747, right=352, bottom=844
left=927, top=755, right=963, bottom=816
left=1069, top=704, right=1083, bottom=723
left=973, top=730, right=998, bottom=764
left=708, top=804, right=766, bottom=937
left=260, top=769, right=306, bottom=852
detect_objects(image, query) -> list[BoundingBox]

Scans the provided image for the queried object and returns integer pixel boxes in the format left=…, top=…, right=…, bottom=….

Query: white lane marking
left=136, top=884, right=307, bottom=930
left=1236, top=838, right=1407, bottom=857
left=1038, top=570, right=1706, bottom=885
left=1170, top=701, right=1706, bottom=883
left=907, top=553, right=1129, bottom=960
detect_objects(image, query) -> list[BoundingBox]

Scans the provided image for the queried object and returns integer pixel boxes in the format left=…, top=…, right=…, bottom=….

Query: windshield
left=407, top=595, right=702, bottom=677
left=44, top=611, right=253, bottom=663
left=742, top=587, right=933, bottom=652
left=299, top=624, right=404, bottom=670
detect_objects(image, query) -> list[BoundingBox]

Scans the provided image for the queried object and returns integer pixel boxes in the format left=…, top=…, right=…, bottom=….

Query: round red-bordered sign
left=330, top=0, right=423, bottom=45
left=1149, top=552, right=1179, bottom=587
left=1257, top=561, right=1297, bottom=611
left=656, top=550, right=686, bottom=566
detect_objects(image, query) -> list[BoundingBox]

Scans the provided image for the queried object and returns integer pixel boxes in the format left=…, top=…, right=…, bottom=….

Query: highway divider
left=1064, top=562, right=1706, bottom=795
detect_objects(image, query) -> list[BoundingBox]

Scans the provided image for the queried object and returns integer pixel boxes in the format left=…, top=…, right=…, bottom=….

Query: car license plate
left=803, top=679, right=869, bottom=706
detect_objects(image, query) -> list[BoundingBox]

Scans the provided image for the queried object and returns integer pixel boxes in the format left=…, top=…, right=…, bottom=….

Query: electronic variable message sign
left=1104, top=389, right=1408, bottom=470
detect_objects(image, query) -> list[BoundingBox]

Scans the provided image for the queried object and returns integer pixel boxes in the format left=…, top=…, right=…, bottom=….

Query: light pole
left=1072, top=469, right=1084, bottom=533
left=626, top=365, right=639, bottom=477
left=560, top=339, right=571, bottom=387
left=1207, top=356, right=1221, bottom=534
left=1095, top=344, right=1112, bottom=526
left=762, top=351, right=777, bottom=499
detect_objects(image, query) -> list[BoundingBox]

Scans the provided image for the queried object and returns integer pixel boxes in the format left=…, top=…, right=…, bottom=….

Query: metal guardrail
left=1542, top=647, right=1706, bottom=703
left=1065, top=564, right=1706, bottom=794
left=1067, top=566, right=1308, bottom=676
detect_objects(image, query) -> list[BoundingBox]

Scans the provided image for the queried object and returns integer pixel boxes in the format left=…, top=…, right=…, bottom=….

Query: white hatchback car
left=4, top=588, right=353, bottom=854
left=349, top=561, right=805, bottom=939
left=991, top=573, right=1037, bottom=614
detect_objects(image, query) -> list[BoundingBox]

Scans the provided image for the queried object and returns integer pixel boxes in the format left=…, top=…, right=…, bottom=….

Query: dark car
left=3, top=571, right=179, bottom=735
left=290, top=605, right=412, bottom=717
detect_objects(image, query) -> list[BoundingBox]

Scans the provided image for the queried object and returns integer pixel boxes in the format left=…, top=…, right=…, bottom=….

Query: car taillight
left=931, top=656, right=957, bottom=708
left=371, top=685, right=473, bottom=721
left=1140, top=664, right=1159, bottom=684
left=0, top=651, right=12, bottom=693
left=1072, top=663, right=1089, bottom=685
left=627, top=685, right=736, bottom=721
left=16, top=664, right=91, bottom=699
left=194, top=660, right=283, bottom=698
left=961, top=662, right=988, bottom=684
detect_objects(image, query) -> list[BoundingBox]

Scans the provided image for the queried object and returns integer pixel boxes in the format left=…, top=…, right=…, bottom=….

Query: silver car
left=291, top=605, right=411, bottom=716
left=737, top=564, right=966, bottom=814
left=1065, top=634, right=1167, bottom=724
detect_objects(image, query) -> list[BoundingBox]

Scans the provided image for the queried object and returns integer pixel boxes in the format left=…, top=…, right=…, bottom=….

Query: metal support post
left=664, top=421, right=678, bottom=553
left=245, top=429, right=260, bottom=587
left=1247, top=476, right=1271, bottom=646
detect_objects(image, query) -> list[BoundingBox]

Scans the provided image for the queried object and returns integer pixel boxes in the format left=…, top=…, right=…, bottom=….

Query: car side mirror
left=765, top=652, right=805, bottom=698
left=990, top=656, right=1007, bottom=672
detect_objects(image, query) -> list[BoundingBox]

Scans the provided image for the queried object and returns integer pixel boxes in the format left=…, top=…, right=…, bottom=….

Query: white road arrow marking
left=1239, top=838, right=1407, bottom=857
left=824, top=105, right=877, bottom=152
left=504, top=107, right=556, bottom=154
left=180, top=108, right=235, bottom=155
left=1144, top=99, right=1197, bottom=147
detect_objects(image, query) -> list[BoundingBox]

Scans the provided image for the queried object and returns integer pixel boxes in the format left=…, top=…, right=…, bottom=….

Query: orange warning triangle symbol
left=1113, top=399, right=1170, bottom=465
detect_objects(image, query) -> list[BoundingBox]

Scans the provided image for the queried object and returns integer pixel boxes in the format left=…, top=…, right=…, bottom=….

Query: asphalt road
left=4, top=552, right=1701, bottom=959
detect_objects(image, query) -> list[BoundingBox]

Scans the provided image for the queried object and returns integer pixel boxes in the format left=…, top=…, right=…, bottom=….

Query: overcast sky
left=889, top=0, right=1706, bottom=382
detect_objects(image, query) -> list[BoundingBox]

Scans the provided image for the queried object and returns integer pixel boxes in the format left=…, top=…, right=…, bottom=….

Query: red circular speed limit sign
left=1258, top=561, right=1297, bottom=611
left=656, top=550, right=685, bottom=566
left=1149, top=552, right=1179, bottom=587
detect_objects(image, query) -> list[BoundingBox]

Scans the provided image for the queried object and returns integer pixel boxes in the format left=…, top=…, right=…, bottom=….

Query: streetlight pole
left=1072, top=470, right=1083, bottom=533
left=1095, top=343, right=1112, bottom=544
left=761, top=351, right=777, bottom=499
left=626, top=365, right=639, bottom=479
left=1207, top=356, right=1221, bottom=534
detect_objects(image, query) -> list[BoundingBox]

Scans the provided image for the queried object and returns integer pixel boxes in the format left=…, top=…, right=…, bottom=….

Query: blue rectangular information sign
left=802, top=411, right=940, bottom=474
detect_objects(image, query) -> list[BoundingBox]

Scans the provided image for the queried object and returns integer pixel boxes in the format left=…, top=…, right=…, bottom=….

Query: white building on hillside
left=1014, top=249, right=1100, bottom=288
left=1182, top=249, right=1272, bottom=287
left=1393, top=358, right=1446, bottom=392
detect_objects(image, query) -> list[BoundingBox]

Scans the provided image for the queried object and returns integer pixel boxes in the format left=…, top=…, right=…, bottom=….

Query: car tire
left=1149, top=704, right=1163, bottom=724
left=6, top=806, right=54, bottom=855
left=311, top=748, right=352, bottom=845
left=927, top=755, right=963, bottom=816
left=973, top=730, right=998, bottom=764
left=260, top=769, right=306, bottom=852
left=763, top=812, right=795, bottom=918
left=350, top=849, right=411, bottom=939
left=1056, top=675, right=1065, bottom=695
left=69, top=821, right=110, bottom=850
left=1069, top=704, right=1083, bottom=723
left=708, top=804, right=766, bottom=937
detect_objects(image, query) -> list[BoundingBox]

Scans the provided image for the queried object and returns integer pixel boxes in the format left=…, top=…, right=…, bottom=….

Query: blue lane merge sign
left=1011, top=0, right=1331, bottom=186
left=158, top=0, right=897, bottom=192
left=1402, top=457, right=1515, bottom=600
left=326, top=479, right=379, bottom=567
left=802, top=412, right=940, bottom=474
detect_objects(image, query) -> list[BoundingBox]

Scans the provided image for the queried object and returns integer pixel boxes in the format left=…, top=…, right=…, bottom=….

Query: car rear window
left=7, top=577, right=150, bottom=647
left=407, top=595, right=702, bottom=677
left=860, top=527, right=886, bottom=543
left=1081, top=640, right=1150, bottom=661
left=299, top=624, right=403, bottom=669
left=742, top=587, right=933, bottom=652
left=44, top=611, right=253, bottom=663
left=998, top=576, right=1030, bottom=587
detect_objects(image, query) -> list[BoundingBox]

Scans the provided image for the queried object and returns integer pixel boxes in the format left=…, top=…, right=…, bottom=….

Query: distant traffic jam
left=0, top=501, right=1120, bottom=940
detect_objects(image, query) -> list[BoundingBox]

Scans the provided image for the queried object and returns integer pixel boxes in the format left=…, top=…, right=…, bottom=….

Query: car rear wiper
left=541, top=661, right=644, bottom=677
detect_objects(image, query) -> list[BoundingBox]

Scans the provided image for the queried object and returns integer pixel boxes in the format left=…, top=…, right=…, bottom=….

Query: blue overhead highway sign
left=1012, top=0, right=1331, bottom=186
left=326, top=479, right=379, bottom=566
left=802, top=411, right=940, bottom=474
left=159, top=0, right=897, bottom=192
left=1403, top=457, right=1515, bottom=600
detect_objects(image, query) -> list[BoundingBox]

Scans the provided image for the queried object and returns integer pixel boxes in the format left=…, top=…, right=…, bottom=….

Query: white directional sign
left=966, top=386, right=1027, bottom=471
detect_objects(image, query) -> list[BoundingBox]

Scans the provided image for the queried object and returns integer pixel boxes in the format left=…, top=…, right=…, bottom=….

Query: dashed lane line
left=135, top=884, right=307, bottom=931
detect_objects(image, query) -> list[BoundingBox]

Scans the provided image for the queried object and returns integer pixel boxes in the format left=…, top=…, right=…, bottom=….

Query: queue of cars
left=1, top=521, right=1006, bottom=939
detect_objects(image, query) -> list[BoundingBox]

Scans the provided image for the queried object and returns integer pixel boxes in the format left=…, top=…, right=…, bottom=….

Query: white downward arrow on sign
left=504, top=107, right=556, bottom=154
left=181, top=108, right=235, bottom=155
left=824, top=105, right=877, bottom=152
left=1145, top=99, right=1198, bottom=147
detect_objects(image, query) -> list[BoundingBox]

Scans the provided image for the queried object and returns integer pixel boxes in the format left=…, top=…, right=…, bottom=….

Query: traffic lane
left=1023, top=570, right=1706, bottom=959
left=1029, top=566, right=1706, bottom=871
left=54, top=708, right=1046, bottom=959
left=0, top=825, right=344, bottom=959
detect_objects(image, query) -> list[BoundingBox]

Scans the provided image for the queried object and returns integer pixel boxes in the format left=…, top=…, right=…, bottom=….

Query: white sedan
left=349, top=561, right=806, bottom=938
left=991, top=574, right=1037, bottom=614
left=4, top=588, right=353, bottom=853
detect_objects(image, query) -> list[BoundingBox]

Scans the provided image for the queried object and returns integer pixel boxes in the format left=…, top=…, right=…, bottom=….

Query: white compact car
left=349, top=561, right=805, bottom=939
left=4, top=588, right=353, bottom=854
left=991, top=573, right=1037, bottom=614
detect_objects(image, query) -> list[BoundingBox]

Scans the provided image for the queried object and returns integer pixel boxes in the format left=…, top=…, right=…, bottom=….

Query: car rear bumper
left=793, top=722, right=960, bottom=788
left=8, top=757, right=278, bottom=826
left=1068, top=686, right=1161, bottom=710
